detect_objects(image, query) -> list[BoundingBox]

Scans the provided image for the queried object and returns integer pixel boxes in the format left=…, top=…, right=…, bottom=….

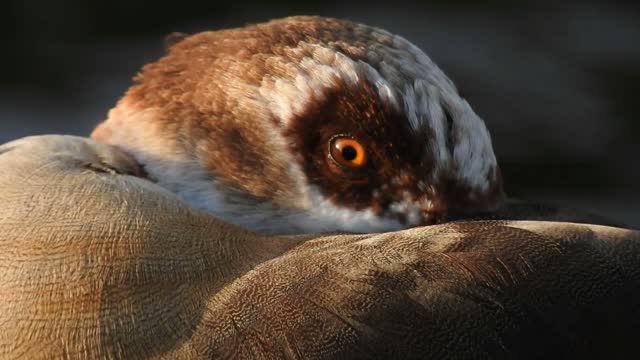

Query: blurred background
left=2, top=0, right=638, bottom=226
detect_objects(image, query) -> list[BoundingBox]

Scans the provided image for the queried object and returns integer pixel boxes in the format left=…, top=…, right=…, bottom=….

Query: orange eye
left=329, top=137, right=368, bottom=168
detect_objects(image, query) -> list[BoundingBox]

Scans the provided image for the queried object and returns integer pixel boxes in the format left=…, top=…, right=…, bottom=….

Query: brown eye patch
left=282, top=77, right=429, bottom=214
left=281, top=75, right=503, bottom=224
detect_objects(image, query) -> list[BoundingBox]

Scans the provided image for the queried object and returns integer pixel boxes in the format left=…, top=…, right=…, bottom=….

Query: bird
left=91, top=16, right=505, bottom=235
left=0, top=17, right=637, bottom=359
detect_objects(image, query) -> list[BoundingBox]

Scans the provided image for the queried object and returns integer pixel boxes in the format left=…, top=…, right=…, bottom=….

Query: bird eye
left=329, top=136, right=367, bottom=168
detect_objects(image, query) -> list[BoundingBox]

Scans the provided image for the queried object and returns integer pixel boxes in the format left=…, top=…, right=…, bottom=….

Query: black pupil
left=341, top=146, right=358, bottom=161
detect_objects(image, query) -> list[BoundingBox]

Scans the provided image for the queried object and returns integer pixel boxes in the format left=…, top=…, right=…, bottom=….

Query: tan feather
left=0, top=135, right=638, bottom=358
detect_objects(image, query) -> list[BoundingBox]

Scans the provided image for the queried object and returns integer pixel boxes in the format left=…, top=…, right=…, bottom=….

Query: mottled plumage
left=92, top=16, right=504, bottom=234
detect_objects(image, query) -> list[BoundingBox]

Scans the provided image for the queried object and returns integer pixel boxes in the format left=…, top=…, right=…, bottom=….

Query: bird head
left=92, top=16, right=505, bottom=234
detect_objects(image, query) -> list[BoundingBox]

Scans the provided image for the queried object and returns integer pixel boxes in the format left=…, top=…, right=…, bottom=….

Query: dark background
left=2, top=0, right=638, bottom=226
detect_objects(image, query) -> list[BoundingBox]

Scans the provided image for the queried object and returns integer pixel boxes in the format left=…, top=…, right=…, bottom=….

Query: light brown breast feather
left=0, top=135, right=639, bottom=358
left=0, top=135, right=309, bottom=359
